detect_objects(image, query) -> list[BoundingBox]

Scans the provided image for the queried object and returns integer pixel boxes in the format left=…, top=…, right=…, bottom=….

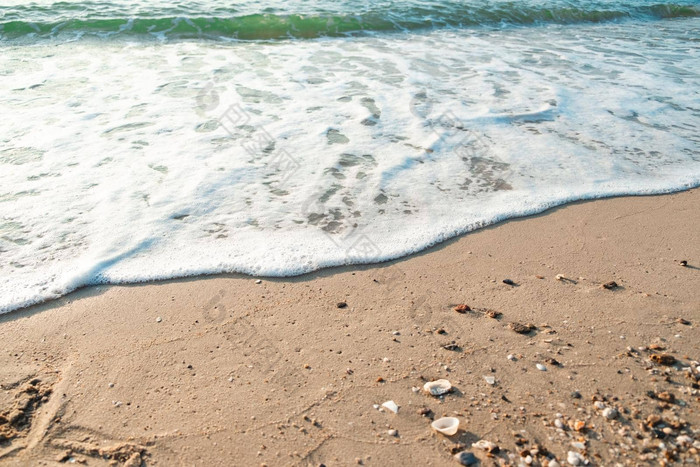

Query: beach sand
left=1, top=189, right=698, bottom=466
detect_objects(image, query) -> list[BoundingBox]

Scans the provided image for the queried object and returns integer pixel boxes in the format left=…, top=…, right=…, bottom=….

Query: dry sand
left=1, top=189, right=699, bottom=466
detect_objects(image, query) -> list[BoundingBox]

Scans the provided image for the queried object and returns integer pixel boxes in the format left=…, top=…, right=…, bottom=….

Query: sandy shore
left=1, top=190, right=698, bottom=466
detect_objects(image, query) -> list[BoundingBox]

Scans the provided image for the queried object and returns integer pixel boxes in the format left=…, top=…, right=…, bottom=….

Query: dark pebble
left=455, top=451, right=478, bottom=466
left=442, top=342, right=461, bottom=351
left=509, top=322, right=536, bottom=334
left=571, top=391, right=582, bottom=399
left=602, top=281, right=618, bottom=290
left=337, top=302, right=348, bottom=309
left=650, top=353, right=676, bottom=366
left=502, top=279, right=516, bottom=285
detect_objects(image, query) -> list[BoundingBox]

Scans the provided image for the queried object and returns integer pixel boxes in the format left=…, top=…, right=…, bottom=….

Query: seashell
left=381, top=400, right=398, bottom=413
left=423, top=379, right=452, bottom=396
left=431, top=417, right=459, bottom=436
left=472, top=439, right=499, bottom=453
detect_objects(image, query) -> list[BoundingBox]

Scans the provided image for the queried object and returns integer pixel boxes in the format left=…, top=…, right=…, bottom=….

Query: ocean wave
left=1, top=3, right=698, bottom=41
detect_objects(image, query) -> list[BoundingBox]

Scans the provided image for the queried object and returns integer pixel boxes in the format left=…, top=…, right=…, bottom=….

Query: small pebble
left=108, top=382, right=114, bottom=388
left=387, top=429, right=397, bottom=437
left=454, top=451, right=478, bottom=466
left=510, top=322, right=536, bottom=334
left=536, top=363, right=547, bottom=371
left=507, top=354, right=516, bottom=361
left=484, top=376, right=495, bottom=385
left=486, top=310, right=502, bottom=319
left=650, top=353, right=676, bottom=365
left=255, top=279, right=262, bottom=284
left=567, top=451, right=585, bottom=466
left=554, top=419, right=564, bottom=429
left=602, top=407, right=618, bottom=420
left=156, top=317, right=162, bottom=323
left=337, top=302, right=348, bottom=309
left=502, top=279, right=516, bottom=285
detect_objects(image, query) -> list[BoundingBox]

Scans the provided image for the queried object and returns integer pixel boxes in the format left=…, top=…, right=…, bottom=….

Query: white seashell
left=483, top=376, right=495, bottom=385
left=472, top=439, right=497, bottom=452
left=423, top=379, right=452, bottom=396
left=381, top=400, right=399, bottom=413
left=431, top=417, right=459, bottom=436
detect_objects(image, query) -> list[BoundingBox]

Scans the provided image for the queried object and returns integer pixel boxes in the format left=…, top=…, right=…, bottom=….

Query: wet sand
left=1, top=189, right=698, bottom=466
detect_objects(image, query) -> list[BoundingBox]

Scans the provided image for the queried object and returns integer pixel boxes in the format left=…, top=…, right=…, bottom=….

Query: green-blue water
left=1, top=0, right=698, bottom=40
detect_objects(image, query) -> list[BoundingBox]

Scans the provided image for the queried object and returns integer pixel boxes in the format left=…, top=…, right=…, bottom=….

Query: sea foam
left=1, top=20, right=699, bottom=314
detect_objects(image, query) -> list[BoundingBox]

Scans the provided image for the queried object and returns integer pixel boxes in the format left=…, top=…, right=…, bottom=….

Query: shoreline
left=4, top=186, right=700, bottom=320
left=1, top=189, right=698, bottom=466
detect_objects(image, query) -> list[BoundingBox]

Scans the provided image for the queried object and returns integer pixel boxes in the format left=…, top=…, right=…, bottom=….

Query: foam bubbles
left=1, top=20, right=699, bottom=313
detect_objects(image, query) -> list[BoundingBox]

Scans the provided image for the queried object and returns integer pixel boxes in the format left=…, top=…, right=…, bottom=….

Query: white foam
left=1, top=21, right=699, bottom=314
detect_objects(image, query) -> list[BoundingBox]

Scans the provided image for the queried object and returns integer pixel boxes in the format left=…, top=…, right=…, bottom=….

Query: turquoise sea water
left=1, top=0, right=699, bottom=40
left=1, top=0, right=699, bottom=313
